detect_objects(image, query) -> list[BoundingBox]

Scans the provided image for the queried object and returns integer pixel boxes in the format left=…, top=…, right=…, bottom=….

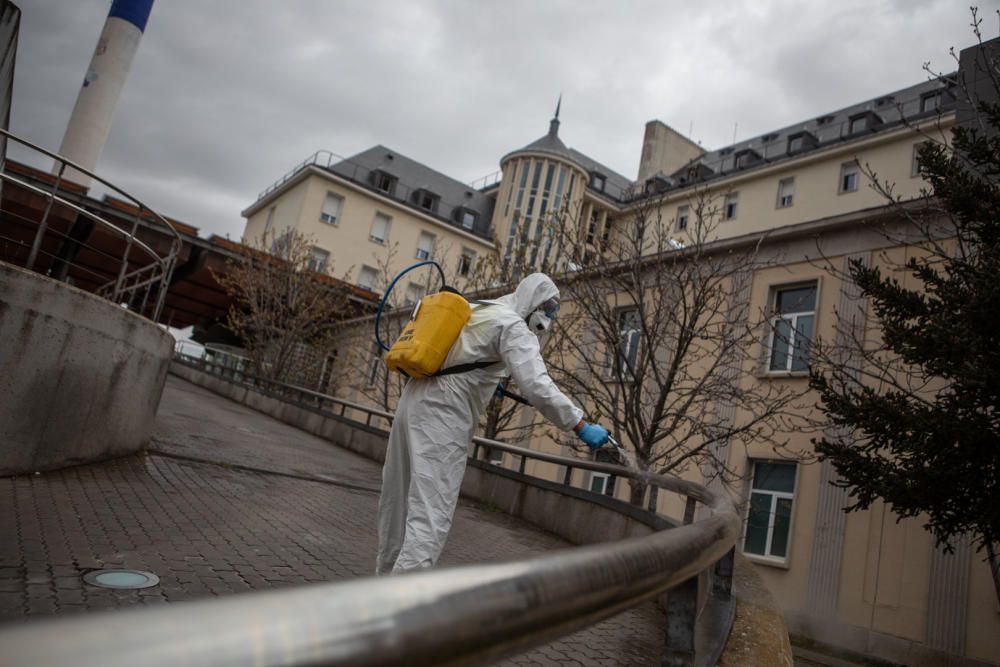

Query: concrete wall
left=0, top=262, right=173, bottom=475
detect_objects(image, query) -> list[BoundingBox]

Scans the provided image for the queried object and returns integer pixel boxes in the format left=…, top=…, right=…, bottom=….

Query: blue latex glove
left=576, top=422, right=610, bottom=450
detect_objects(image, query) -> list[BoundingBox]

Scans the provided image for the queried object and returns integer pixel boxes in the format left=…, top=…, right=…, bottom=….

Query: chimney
left=55, top=0, right=155, bottom=186
left=636, top=120, right=705, bottom=183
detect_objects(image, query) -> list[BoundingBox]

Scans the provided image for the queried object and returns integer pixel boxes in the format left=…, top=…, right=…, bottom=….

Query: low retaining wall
left=169, top=359, right=664, bottom=545
left=0, top=262, right=173, bottom=475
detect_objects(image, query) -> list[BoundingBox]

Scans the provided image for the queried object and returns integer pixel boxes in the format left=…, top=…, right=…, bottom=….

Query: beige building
left=248, top=53, right=998, bottom=666
left=242, top=146, right=496, bottom=303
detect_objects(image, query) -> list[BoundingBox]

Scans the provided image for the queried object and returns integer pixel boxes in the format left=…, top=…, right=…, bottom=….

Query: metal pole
left=112, top=215, right=140, bottom=302
left=26, top=161, right=67, bottom=270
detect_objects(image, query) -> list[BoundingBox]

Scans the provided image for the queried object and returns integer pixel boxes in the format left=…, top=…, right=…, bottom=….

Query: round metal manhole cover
left=83, top=569, right=160, bottom=590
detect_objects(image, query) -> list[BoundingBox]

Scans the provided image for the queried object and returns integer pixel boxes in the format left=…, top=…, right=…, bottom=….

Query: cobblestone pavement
left=0, top=375, right=664, bottom=666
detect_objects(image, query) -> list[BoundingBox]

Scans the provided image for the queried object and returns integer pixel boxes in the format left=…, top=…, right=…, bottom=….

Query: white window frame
left=460, top=209, right=477, bottom=229
left=839, top=161, right=859, bottom=194
left=458, top=248, right=476, bottom=277
left=742, top=460, right=797, bottom=565
left=404, top=282, right=424, bottom=307
left=911, top=141, right=930, bottom=178
left=589, top=472, right=611, bottom=495
left=723, top=193, right=738, bottom=220
left=306, top=246, right=329, bottom=273
left=369, top=213, right=391, bottom=245
left=766, top=282, right=817, bottom=375
left=357, top=265, right=378, bottom=291
left=776, top=178, right=794, bottom=208
left=320, top=192, right=344, bottom=225
left=263, top=206, right=276, bottom=236
left=415, top=231, right=435, bottom=260
left=676, top=204, right=689, bottom=231
left=607, top=307, right=640, bottom=379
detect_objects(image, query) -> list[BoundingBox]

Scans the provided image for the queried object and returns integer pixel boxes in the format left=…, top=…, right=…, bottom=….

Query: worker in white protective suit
left=376, top=273, right=610, bottom=574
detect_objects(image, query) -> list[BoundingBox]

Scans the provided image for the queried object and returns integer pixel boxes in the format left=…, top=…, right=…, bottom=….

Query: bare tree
left=214, top=228, right=351, bottom=385
left=545, top=191, right=806, bottom=506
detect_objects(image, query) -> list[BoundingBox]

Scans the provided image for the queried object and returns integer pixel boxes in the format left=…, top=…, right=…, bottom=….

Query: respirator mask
left=526, top=298, right=560, bottom=334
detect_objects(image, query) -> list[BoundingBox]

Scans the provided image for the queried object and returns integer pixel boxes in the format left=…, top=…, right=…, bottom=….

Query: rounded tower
left=494, top=98, right=588, bottom=278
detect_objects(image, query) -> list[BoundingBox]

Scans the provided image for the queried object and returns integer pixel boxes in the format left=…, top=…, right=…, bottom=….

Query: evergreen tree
left=809, top=36, right=1000, bottom=584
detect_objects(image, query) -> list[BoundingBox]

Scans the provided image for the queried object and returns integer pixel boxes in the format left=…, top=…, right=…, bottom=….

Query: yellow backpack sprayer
left=375, top=261, right=499, bottom=379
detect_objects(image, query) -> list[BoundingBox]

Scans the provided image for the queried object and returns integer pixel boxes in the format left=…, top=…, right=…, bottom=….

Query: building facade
left=248, top=43, right=998, bottom=666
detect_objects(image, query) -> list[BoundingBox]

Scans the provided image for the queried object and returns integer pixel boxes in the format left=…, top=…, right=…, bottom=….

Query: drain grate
left=83, top=569, right=160, bottom=590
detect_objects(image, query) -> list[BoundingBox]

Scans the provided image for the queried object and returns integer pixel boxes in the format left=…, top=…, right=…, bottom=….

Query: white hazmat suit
left=376, top=273, right=584, bottom=574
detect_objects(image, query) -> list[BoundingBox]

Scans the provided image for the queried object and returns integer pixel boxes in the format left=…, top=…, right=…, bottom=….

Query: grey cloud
left=11, top=0, right=979, bottom=239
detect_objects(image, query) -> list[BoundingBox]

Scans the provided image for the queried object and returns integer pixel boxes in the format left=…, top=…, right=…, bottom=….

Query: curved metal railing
left=0, top=355, right=740, bottom=666
left=0, top=129, right=183, bottom=321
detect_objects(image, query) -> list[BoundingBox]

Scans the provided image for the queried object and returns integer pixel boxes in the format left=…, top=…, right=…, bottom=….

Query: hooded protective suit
left=376, top=273, right=584, bottom=574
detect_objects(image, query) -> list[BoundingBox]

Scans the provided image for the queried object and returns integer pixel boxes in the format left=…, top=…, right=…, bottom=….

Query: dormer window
left=921, top=90, right=942, bottom=113
left=733, top=149, right=761, bottom=170
left=590, top=172, right=606, bottom=192
left=848, top=111, right=882, bottom=136
left=787, top=131, right=817, bottom=155
left=413, top=188, right=440, bottom=213
left=454, top=207, right=478, bottom=230
left=371, top=169, right=397, bottom=195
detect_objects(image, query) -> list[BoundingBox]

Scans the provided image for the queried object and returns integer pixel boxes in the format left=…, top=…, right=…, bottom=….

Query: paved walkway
left=0, top=375, right=665, bottom=666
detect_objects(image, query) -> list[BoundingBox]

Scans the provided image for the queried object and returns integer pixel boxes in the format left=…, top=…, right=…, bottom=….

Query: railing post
left=713, top=547, right=735, bottom=599
left=647, top=484, right=659, bottom=513
left=662, top=576, right=698, bottom=667
left=562, top=466, right=573, bottom=486
left=26, top=161, right=68, bottom=271
left=682, top=497, right=697, bottom=525
left=518, top=455, right=527, bottom=474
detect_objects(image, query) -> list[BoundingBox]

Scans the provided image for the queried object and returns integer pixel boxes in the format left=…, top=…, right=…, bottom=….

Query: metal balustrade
left=0, top=354, right=739, bottom=666
left=0, top=129, right=182, bottom=321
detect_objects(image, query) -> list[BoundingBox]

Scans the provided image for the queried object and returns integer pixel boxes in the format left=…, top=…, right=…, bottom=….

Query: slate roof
left=325, top=145, right=495, bottom=240
left=652, top=76, right=957, bottom=193
left=503, top=113, right=634, bottom=203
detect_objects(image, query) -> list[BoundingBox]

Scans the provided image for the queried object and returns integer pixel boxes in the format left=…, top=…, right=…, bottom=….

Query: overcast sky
left=12, top=0, right=988, bottom=239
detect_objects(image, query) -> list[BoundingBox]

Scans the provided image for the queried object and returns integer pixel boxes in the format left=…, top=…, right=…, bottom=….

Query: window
left=369, top=213, right=391, bottom=244
left=839, top=161, right=859, bottom=193
left=849, top=115, right=867, bottom=134
left=366, top=342, right=383, bottom=387
left=676, top=205, right=689, bottom=231
left=734, top=149, right=760, bottom=169
left=776, top=178, right=795, bottom=208
left=768, top=283, right=817, bottom=373
left=911, top=141, right=929, bottom=177
left=318, top=352, right=337, bottom=393
left=306, top=246, right=329, bottom=273
left=320, top=192, right=343, bottom=225
left=613, top=308, right=641, bottom=376
left=458, top=248, right=476, bottom=277
left=724, top=193, right=738, bottom=220
left=414, top=189, right=439, bottom=213
left=743, top=461, right=797, bottom=560
left=264, top=206, right=276, bottom=235
left=415, top=231, right=435, bottom=260
left=372, top=170, right=397, bottom=195
left=590, top=172, right=606, bottom=191
left=589, top=450, right=618, bottom=496
left=357, top=265, right=377, bottom=291
left=270, top=229, right=291, bottom=256
left=788, top=132, right=816, bottom=154
left=404, top=283, right=424, bottom=307
left=921, top=91, right=942, bottom=113
left=460, top=209, right=477, bottom=229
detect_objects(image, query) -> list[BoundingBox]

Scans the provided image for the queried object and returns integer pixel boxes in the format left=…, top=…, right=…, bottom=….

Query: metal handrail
left=94, top=352, right=741, bottom=666
left=0, top=128, right=183, bottom=321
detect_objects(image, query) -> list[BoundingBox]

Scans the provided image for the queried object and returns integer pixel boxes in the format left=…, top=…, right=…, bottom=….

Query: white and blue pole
left=55, top=0, right=154, bottom=185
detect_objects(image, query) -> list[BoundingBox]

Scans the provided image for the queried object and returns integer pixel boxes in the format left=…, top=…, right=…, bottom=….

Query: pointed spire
left=548, top=94, right=561, bottom=139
